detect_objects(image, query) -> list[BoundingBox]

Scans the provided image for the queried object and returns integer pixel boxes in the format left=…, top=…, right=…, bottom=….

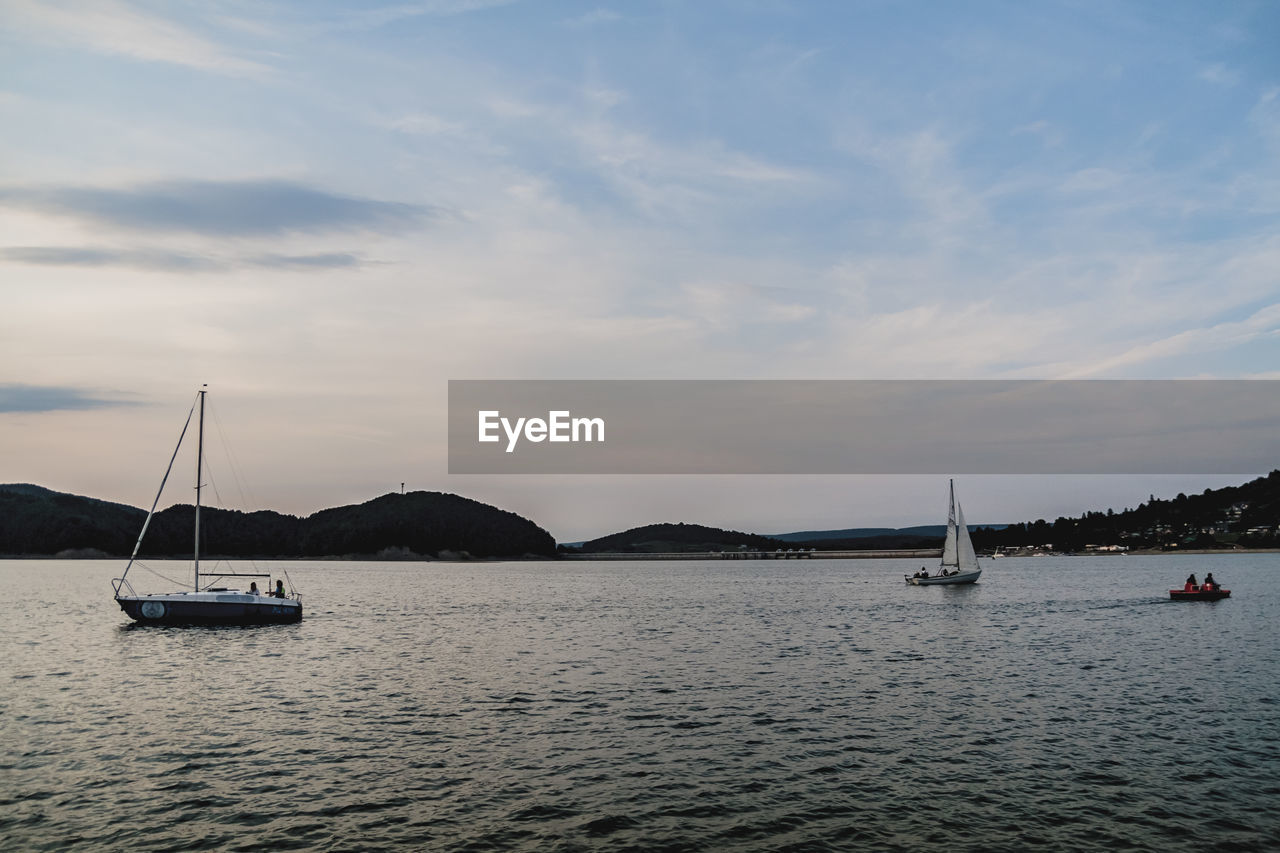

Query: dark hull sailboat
left=112, top=387, right=302, bottom=626
left=116, top=590, right=302, bottom=625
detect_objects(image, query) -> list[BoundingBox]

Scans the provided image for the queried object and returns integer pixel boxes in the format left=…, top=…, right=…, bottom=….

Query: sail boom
left=197, top=572, right=273, bottom=578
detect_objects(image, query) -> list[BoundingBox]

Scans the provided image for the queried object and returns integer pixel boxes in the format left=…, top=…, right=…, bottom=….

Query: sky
left=1, top=1, right=1277, bottom=542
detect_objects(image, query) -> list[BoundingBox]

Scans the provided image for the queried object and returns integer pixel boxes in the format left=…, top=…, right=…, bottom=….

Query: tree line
left=970, top=470, right=1280, bottom=552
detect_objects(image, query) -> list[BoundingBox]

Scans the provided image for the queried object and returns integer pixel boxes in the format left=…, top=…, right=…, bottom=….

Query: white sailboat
left=906, top=480, right=982, bottom=586
left=112, top=386, right=302, bottom=625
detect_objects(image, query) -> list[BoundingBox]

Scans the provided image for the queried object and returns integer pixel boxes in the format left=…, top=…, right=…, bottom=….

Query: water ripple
left=3, top=556, right=1279, bottom=851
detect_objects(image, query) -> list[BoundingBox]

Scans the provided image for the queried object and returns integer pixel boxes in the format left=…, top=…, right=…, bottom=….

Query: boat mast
left=940, top=478, right=958, bottom=568
left=194, top=385, right=206, bottom=591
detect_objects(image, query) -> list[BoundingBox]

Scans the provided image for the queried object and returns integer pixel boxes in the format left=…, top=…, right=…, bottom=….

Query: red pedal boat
left=1169, top=587, right=1230, bottom=601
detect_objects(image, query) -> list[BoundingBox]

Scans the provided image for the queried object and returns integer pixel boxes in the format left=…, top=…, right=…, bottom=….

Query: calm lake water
left=3, top=555, right=1279, bottom=852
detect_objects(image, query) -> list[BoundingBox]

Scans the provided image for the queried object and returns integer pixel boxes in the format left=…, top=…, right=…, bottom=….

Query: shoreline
left=6, top=548, right=1278, bottom=562
left=1122, top=547, right=1280, bottom=556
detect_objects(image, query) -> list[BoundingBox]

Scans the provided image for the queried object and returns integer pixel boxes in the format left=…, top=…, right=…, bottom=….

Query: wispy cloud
left=834, top=123, right=990, bottom=251
left=575, top=123, right=810, bottom=186
left=1063, top=302, right=1280, bottom=378
left=2, top=246, right=222, bottom=271
left=322, top=0, right=518, bottom=33
left=1198, top=63, right=1239, bottom=86
left=249, top=253, right=368, bottom=270
left=563, top=8, right=621, bottom=29
left=1012, top=119, right=1064, bottom=148
left=583, top=86, right=626, bottom=110
left=1250, top=88, right=1280, bottom=152
left=386, top=112, right=467, bottom=137
left=1, top=246, right=368, bottom=272
left=3, top=0, right=271, bottom=75
left=0, top=180, right=438, bottom=237
left=0, top=384, right=138, bottom=413
left=565, top=121, right=815, bottom=221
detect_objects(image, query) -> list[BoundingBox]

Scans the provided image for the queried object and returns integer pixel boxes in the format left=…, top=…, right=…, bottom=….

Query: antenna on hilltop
left=401, top=482, right=405, bottom=494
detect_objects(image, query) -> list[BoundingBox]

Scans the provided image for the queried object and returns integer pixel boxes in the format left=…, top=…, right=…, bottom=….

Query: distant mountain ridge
left=573, top=522, right=959, bottom=553
left=570, top=474, right=1280, bottom=554
left=0, top=484, right=556, bottom=558
left=771, top=524, right=1006, bottom=542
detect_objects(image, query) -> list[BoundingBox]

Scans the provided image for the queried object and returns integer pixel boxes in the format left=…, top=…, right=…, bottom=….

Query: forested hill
left=972, top=470, right=1280, bottom=551
left=574, top=521, right=943, bottom=553
left=0, top=485, right=556, bottom=558
left=577, top=522, right=788, bottom=553
left=572, top=472, right=1280, bottom=555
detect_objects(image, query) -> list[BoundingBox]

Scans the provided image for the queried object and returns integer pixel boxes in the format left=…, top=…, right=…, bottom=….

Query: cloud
left=248, top=253, right=368, bottom=269
left=575, top=123, right=810, bottom=186
left=1058, top=167, right=1126, bottom=194
left=1063, top=302, right=1280, bottom=378
left=0, top=179, right=438, bottom=237
left=3, top=0, right=270, bottom=76
left=1251, top=88, right=1280, bottom=152
left=1012, top=119, right=1064, bottom=148
left=0, top=384, right=138, bottom=413
left=563, top=8, right=622, bottom=28
left=563, top=122, right=815, bottom=222
left=583, top=86, right=626, bottom=110
left=1, top=246, right=369, bottom=272
left=2, top=246, right=223, bottom=271
left=1198, top=63, right=1239, bottom=86
left=324, top=0, right=518, bottom=32
left=386, top=112, right=467, bottom=136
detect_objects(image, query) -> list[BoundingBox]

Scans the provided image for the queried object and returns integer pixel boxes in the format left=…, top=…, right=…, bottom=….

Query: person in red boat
left=1202, top=572, right=1217, bottom=592
left=1184, top=573, right=1198, bottom=592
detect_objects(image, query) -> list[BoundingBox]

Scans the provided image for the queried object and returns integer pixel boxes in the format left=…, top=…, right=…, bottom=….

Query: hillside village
left=972, top=470, right=1280, bottom=554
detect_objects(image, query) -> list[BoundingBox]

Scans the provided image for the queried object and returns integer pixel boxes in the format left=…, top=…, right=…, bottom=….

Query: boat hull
left=116, top=592, right=302, bottom=625
left=1169, top=589, right=1230, bottom=601
left=907, top=569, right=981, bottom=586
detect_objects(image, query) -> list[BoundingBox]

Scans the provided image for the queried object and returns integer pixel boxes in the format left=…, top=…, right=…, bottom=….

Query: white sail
left=941, top=480, right=958, bottom=567
left=955, top=502, right=978, bottom=571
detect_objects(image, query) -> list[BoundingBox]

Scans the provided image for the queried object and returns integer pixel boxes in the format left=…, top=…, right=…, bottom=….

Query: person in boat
left=249, top=582, right=260, bottom=595
left=273, top=580, right=286, bottom=598
left=915, top=567, right=928, bottom=578
left=1185, top=573, right=1198, bottom=592
left=1203, top=572, right=1217, bottom=592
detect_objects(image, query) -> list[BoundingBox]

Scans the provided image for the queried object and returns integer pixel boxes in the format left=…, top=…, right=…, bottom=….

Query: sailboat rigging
left=112, top=386, right=303, bottom=625
left=906, top=480, right=982, bottom=586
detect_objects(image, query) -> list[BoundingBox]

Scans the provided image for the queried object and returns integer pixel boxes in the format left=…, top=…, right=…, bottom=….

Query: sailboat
left=112, top=386, right=303, bottom=625
left=906, top=480, right=982, bottom=586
